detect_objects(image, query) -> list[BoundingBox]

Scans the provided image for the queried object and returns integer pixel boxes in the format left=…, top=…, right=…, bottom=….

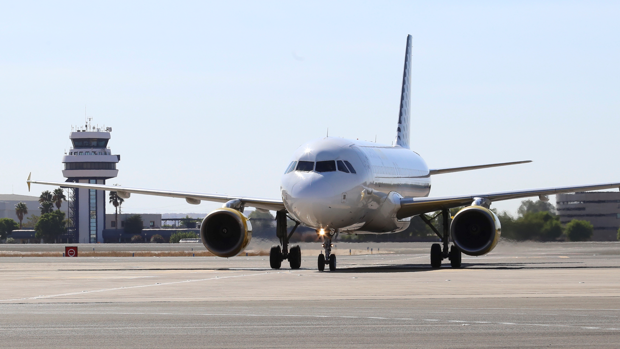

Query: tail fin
left=395, top=34, right=412, bottom=149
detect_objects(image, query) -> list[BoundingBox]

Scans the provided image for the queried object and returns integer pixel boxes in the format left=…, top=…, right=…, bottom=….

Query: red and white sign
left=65, top=246, right=78, bottom=257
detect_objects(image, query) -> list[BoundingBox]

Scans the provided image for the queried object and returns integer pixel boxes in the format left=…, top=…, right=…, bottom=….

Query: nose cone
left=282, top=172, right=342, bottom=228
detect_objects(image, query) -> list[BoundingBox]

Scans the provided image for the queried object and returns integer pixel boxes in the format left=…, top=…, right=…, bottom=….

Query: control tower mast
left=63, top=118, right=120, bottom=243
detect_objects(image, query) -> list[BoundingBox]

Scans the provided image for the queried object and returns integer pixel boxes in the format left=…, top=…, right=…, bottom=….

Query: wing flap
left=28, top=179, right=285, bottom=212
left=397, top=182, right=620, bottom=219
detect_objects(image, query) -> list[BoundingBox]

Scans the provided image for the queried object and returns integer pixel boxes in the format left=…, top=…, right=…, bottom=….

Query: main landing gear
left=317, top=231, right=336, bottom=272
left=420, top=208, right=462, bottom=269
left=270, top=210, right=302, bottom=270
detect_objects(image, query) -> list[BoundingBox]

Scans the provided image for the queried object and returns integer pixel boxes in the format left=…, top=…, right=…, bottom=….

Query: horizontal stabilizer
left=429, top=160, right=532, bottom=175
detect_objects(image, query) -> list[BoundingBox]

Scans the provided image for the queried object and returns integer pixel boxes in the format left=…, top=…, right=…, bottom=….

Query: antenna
left=375, top=135, right=377, bottom=143
left=327, top=128, right=329, bottom=137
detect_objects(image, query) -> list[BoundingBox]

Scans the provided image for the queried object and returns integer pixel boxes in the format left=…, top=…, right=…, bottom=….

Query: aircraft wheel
left=270, top=245, right=282, bottom=269
left=449, top=245, right=462, bottom=268
left=329, top=254, right=337, bottom=271
left=317, top=254, right=325, bottom=272
left=289, top=245, right=302, bottom=269
left=430, top=243, right=442, bottom=269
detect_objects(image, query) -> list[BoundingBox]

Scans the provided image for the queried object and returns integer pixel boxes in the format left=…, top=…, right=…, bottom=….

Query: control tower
left=63, top=118, right=120, bottom=243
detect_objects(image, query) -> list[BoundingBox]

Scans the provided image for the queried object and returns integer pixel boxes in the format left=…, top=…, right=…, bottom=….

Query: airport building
left=0, top=194, right=67, bottom=225
left=556, top=191, right=620, bottom=241
left=105, top=214, right=162, bottom=229
left=63, top=119, right=120, bottom=243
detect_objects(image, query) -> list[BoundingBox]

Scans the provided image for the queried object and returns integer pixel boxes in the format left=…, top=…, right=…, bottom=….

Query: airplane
left=28, top=34, right=620, bottom=272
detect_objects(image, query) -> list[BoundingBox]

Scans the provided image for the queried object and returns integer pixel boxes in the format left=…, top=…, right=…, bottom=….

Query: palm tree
left=52, top=188, right=67, bottom=210
left=39, top=191, right=53, bottom=205
left=109, top=191, right=124, bottom=229
left=15, top=202, right=28, bottom=229
left=39, top=201, right=54, bottom=215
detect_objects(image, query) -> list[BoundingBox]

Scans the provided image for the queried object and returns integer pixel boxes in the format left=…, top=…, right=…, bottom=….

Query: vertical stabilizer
left=395, top=35, right=412, bottom=149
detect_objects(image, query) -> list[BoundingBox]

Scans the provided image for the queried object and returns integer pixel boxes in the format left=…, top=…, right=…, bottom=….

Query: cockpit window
left=315, top=161, right=336, bottom=173
left=284, top=161, right=297, bottom=174
left=344, top=160, right=356, bottom=174
left=337, top=160, right=349, bottom=173
left=296, top=161, right=314, bottom=172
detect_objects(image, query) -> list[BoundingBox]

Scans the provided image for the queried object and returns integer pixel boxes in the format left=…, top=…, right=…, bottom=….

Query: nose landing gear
left=420, top=208, right=462, bottom=269
left=317, top=231, right=336, bottom=271
left=269, top=210, right=302, bottom=270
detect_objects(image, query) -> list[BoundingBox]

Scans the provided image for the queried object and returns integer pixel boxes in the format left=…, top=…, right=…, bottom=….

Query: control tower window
left=337, top=160, right=350, bottom=173
left=65, top=162, right=117, bottom=170
left=72, top=139, right=109, bottom=148
left=296, top=161, right=314, bottom=172
left=316, top=161, right=336, bottom=173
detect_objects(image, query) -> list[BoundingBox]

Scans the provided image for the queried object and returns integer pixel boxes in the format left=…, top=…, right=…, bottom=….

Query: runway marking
left=0, top=271, right=273, bottom=303
left=2, top=310, right=616, bottom=332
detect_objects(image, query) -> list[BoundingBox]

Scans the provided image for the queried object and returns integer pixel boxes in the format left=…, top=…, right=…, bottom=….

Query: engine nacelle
left=450, top=206, right=501, bottom=256
left=200, top=208, right=252, bottom=258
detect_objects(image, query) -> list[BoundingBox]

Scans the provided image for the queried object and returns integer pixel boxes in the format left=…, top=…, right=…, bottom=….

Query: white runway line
left=0, top=271, right=274, bottom=303
left=2, top=310, right=616, bottom=332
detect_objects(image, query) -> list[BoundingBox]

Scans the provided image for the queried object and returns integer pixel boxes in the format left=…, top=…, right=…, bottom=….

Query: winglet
left=395, top=34, right=413, bottom=149
left=27, top=172, right=31, bottom=192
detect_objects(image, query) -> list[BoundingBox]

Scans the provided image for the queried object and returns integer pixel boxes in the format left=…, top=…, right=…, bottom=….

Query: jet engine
left=200, top=208, right=252, bottom=258
left=450, top=206, right=501, bottom=256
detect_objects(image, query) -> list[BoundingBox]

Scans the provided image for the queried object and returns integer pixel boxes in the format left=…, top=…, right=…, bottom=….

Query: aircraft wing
left=428, top=160, right=532, bottom=175
left=397, top=182, right=620, bottom=219
left=27, top=177, right=285, bottom=212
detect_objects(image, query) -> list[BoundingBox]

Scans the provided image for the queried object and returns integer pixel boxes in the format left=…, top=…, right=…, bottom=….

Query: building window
left=111, top=221, right=116, bottom=228
left=89, top=180, right=97, bottom=243
left=121, top=221, right=125, bottom=228
left=65, top=162, right=116, bottom=170
left=150, top=221, right=155, bottom=227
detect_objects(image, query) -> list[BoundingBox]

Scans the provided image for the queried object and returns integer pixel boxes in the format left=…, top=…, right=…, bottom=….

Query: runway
left=1, top=241, right=619, bottom=348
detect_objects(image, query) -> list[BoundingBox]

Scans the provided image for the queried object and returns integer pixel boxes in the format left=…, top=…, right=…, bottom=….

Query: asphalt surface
left=1, top=241, right=619, bottom=348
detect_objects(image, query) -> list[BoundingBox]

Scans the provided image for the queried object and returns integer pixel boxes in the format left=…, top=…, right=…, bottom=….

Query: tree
left=130, top=235, right=143, bottom=243
left=34, top=211, right=66, bottom=243
left=108, top=191, right=124, bottom=229
left=52, top=188, right=66, bottom=210
left=170, top=231, right=199, bottom=243
left=39, top=201, right=54, bottom=215
left=23, top=214, right=40, bottom=229
left=500, top=211, right=563, bottom=241
left=518, top=199, right=556, bottom=216
left=0, top=218, right=19, bottom=240
left=565, top=220, right=593, bottom=241
left=15, top=202, right=28, bottom=229
left=150, top=234, right=165, bottom=243
left=38, top=190, right=54, bottom=215
left=124, top=215, right=143, bottom=236
left=39, top=190, right=53, bottom=205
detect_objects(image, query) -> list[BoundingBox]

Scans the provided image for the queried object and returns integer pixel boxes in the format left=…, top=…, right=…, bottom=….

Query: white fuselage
left=280, top=137, right=431, bottom=234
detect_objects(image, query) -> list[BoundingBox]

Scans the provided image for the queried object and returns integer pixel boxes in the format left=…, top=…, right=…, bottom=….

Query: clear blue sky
left=1, top=1, right=619, bottom=216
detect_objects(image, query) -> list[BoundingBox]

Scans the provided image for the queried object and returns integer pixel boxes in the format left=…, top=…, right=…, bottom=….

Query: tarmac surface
left=1, top=241, right=620, bottom=348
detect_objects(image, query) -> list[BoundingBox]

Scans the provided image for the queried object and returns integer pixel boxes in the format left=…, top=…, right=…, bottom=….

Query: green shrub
left=565, top=220, right=593, bottom=241
left=6, top=237, right=16, bottom=244
left=150, top=234, right=165, bottom=243
left=169, top=231, right=198, bottom=243
left=130, top=234, right=143, bottom=243
left=0, top=218, right=19, bottom=240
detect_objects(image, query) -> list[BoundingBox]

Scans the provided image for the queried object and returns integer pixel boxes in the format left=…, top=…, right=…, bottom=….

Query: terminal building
left=556, top=191, right=620, bottom=241
left=63, top=119, right=120, bottom=243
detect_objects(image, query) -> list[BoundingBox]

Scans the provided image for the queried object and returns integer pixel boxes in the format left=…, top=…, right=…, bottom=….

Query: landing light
left=319, top=228, right=325, bottom=236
